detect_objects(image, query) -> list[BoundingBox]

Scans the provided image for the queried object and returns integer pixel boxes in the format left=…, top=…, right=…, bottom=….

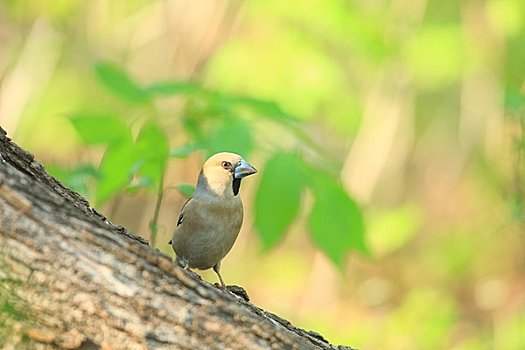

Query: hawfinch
left=170, top=152, right=257, bottom=288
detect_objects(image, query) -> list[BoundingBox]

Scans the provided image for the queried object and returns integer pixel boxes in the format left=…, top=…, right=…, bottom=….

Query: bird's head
left=196, top=152, right=257, bottom=198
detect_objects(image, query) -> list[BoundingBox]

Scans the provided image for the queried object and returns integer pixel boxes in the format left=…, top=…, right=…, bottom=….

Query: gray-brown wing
left=169, top=197, right=192, bottom=245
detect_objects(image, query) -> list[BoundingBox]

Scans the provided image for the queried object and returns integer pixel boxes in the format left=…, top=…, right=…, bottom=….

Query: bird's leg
left=213, top=262, right=226, bottom=289
left=212, top=262, right=250, bottom=301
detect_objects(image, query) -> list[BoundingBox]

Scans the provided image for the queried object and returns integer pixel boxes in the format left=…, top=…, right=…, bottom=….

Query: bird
left=170, top=152, right=257, bottom=288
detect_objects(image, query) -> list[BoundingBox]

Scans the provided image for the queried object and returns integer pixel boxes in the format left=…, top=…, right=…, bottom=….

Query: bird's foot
left=214, top=283, right=250, bottom=302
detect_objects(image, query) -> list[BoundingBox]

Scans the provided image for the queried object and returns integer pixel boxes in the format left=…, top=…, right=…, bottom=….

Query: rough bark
left=0, top=127, right=354, bottom=350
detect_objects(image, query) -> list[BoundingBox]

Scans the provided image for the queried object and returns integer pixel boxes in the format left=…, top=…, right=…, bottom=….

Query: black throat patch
left=232, top=178, right=241, bottom=196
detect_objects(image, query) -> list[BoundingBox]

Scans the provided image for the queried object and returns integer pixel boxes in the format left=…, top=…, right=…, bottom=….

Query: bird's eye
left=221, top=161, right=232, bottom=169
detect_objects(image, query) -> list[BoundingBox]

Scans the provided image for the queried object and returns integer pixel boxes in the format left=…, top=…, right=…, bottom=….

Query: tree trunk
left=0, top=127, right=354, bottom=350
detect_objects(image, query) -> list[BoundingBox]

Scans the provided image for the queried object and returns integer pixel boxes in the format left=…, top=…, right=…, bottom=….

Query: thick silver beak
left=234, top=159, right=257, bottom=179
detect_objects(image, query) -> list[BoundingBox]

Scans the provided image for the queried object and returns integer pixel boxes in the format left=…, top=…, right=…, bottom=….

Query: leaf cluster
left=50, top=61, right=368, bottom=267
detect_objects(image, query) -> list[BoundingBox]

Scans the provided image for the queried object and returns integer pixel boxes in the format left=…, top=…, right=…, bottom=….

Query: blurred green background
left=1, top=0, right=524, bottom=349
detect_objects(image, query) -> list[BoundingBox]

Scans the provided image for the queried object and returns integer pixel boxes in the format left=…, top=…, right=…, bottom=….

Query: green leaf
left=47, top=164, right=100, bottom=198
left=134, top=121, right=170, bottom=187
left=70, top=113, right=129, bottom=145
left=126, top=176, right=154, bottom=194
left=368, top=205, right=422, bottom=257
left=405, top=25, right=464, bottom=89
left=504, top=89, right=525, bottom=111
left=202, top=119, right=253, bottom=157
left=144, top=81, right=202, bottom=96
left=308, top=173, right=368, bottom=267
left=170, top=143, right=195, bottom=158
left=226, top=96, right=297, bottom=122
left=175, top=183, right=195, bottom=198
left=96, top=133, right=135, bottom=205
left=254, top=153, right=305, bottom=249
left=94, top=61, right=149, bottom=104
